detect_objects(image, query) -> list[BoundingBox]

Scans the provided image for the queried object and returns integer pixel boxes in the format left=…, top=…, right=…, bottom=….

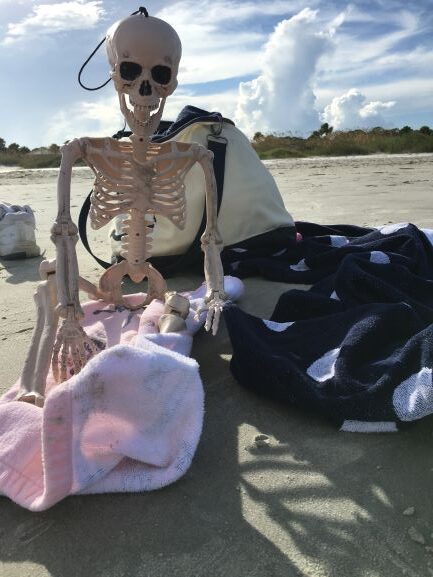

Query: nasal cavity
left=139, top=81, right=152, bottom=96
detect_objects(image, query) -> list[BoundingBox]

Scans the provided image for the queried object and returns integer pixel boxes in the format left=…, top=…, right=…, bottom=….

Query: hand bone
left=197, top=290, right=226, bottom=336
left=52, top=315, right=98, bottom=382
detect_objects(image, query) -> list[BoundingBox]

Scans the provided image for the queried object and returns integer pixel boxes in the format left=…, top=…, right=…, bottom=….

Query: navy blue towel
left=223, top=222, right=433, bottom=432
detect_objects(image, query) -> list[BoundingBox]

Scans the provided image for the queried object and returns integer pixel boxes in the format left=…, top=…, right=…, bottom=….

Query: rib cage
left=80, top=137, right=198, bottom=262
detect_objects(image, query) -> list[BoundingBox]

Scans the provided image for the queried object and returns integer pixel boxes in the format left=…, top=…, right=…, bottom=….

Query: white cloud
left=2, top=1, right=104, bottom=45
left=157, top=0, right=314, bottom=25
left=155, top=0, right=331, bottom=86
left=234, top=8, right=337, bottom=136
left=163, top=88, right=238, bottom=121
left=45, top=95, right=122, bottom=144
left=322, top=89, right=396, bottom=130
left=320, top=7, right=422, bottom=85
left=316, top=78, right=433, bottom=110
left=155, top=2, right=266, bottom=85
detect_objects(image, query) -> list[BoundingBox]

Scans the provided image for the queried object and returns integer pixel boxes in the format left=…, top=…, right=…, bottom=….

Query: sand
left=0, top=153, right=433, bottom=577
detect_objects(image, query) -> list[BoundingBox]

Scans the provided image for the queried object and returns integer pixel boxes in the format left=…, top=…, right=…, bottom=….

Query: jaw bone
left=120, top=94, right=165, bottom=135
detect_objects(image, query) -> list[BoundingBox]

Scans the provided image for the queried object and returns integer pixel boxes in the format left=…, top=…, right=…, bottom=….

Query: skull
left=106, top=13, right=182, bottom=137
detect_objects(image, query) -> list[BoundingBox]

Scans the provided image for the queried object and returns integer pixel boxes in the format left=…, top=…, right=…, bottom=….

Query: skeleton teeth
left=129, top=102, right=159, bottom=112
left=120, top=93, right=165, bottom=135
left=123, top=108, right=152, bottom=128
left=135, top=118, right=152, bottom=127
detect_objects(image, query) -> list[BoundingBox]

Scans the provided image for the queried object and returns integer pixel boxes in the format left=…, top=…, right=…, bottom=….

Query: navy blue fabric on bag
left=223, top=222, right=433, bottom=431
left=152, top=105, right=232, bottom=142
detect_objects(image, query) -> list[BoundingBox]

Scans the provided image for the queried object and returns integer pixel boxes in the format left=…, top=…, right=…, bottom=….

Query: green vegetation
left=1, top=125, right=433, bottom=167
left=253, top=125, right=433, bottom=159
left=0, top=152, right=62, bottom=168
left=0, top=139, right=62, bottom=168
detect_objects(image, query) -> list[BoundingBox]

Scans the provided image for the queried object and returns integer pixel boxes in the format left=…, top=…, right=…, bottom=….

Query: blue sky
left=0, top=0, right=431, bottom=148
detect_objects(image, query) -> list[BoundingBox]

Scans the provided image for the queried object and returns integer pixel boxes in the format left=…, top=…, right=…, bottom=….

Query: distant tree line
left=0, top=139, right=63, bottom=168
left=0, top=138, right=60, bottom=155
left=252, top=124, right=433, bottom=159
left=253, top=124, right=433, bottom=143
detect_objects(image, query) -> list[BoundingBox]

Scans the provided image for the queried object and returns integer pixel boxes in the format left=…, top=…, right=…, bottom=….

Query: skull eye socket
left=119, top=61, right=142, bottom=82
left=151, top=65, right=171, bottom=85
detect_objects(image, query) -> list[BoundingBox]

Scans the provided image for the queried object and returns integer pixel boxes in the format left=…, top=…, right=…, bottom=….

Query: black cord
left=135, top=7, right=149, bottom=16
left=78, top=37, right=111, bottom=91
left=77, top=7, right=149, bottom=91
left=112, top=119, right=131, bottom=140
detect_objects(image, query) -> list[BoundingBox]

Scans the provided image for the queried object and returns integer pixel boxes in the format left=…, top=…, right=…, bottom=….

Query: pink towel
left=0, top=277, right=244, bottom=511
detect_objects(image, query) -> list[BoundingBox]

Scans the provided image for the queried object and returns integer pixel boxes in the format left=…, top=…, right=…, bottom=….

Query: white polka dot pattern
left=393, top=367, right=433, bottom=421
left=290, top=258, right=310, bottom=272
left=307, top=348, right=340, bottom=383
left=380, top=223, right=408, bottom=235
left=370, top=251, right=390, bottom=264
left=340, top=420, right=398, bottom=433
left=330, top=235, right=349, bottom=247
left=262, top=319, right=294, bottom=332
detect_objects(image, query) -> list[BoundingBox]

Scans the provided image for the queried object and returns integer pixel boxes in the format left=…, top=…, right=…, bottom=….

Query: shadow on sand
left=0, top=255, right=45, bottom=284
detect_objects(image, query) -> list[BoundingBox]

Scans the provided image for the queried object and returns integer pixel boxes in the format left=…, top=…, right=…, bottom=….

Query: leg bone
left=15, top=264, right=59, bottom=407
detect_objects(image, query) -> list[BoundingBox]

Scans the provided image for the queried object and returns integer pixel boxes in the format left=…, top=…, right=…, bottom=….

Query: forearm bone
left=196, top=146, right=227, bottom=334
left=51, top=139, right=84, bottom=321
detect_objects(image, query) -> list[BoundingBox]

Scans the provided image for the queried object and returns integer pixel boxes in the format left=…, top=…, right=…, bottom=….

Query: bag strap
left=78, top=132, right=227, bottom=271
left=78, top=193, right=110, bottom=268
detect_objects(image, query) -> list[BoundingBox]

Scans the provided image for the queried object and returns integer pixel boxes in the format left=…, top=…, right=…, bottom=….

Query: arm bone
left=51, top=139, right=84, bottom=320
left=195, top=145, right=227, bottom=334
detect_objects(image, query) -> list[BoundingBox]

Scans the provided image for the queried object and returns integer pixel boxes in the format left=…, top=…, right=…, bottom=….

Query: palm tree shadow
left=235, top=398, right=433, bottom=576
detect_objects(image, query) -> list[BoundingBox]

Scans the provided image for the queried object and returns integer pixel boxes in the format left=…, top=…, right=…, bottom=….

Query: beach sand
left=0, top=153, right=432, bottom=577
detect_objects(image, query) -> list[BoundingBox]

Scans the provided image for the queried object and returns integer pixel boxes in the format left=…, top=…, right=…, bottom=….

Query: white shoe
left=0, top=202, right=40, bottom=258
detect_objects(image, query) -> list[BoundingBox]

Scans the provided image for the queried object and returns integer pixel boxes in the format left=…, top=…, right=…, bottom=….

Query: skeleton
left=15, top=12, right=226, bottom=407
